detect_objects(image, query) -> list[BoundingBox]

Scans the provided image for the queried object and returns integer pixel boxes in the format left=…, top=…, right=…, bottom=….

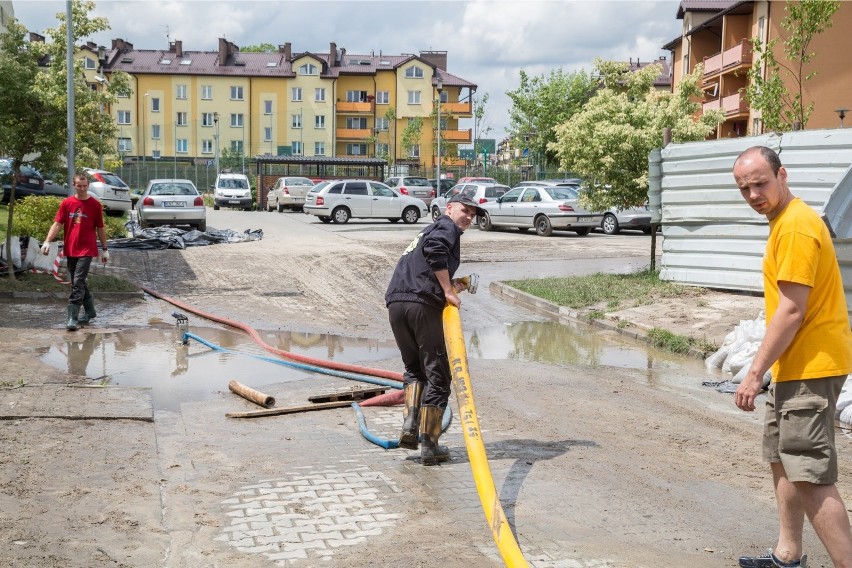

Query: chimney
left=86, top=40, right=97, bottom=50
left=419, top=50, right=447, bottom=71
left=218, top=37, right=237, bottom=66
left=340, top=47, right=346, bottom=64
left=111, top=38, right=133, bottom=52
left=329, top=41, right=337, bottom=66
left=29, top=32, right=45, bottom=43
left=279, top=42, right=292, bottom=59
left=169, top=40, right=183, bottom=58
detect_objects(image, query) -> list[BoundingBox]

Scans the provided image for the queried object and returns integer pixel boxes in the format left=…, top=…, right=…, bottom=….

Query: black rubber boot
left=398, top=383, right=423, bottom=450
left=738, top=549, right=806, bottom=568
left=66, top=304, right=80, bottom=331
left=78, top=294, right=96, bottom=325
left=420, top=405, right=449, bottom=465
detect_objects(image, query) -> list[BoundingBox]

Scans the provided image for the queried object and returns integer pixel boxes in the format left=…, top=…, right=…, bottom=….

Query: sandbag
left=21, top=237, right=40, bottom=269
left=32, top=242, right=59, bottom=273
left=0, top=236, right=21, bottom=268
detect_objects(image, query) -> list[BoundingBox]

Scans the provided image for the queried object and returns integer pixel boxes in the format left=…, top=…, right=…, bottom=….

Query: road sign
left=206, top=159, right=214, bottom=167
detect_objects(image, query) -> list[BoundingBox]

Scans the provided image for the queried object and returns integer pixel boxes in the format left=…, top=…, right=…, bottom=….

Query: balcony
left=703, top=39, right=753, bottom=80
left=438, top=129, right=472, bottom=143
left=441, top=101, right=472, bottom=116
left=336, top=101, right=374, bottom=114
left=702, top=92, right=749, bottom=118
left=336, top=128, right=371, bottom=140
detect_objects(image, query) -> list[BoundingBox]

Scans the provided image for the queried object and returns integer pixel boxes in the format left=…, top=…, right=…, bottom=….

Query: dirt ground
left=0, top=209, right=846, bottom=568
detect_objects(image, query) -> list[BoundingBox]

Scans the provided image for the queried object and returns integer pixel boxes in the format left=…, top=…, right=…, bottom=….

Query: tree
left=472, top=92, right=493, bottom=173
left=240, top=43, right=278, bottom=53
left=746, top=0, right=839, bottom=132
left=506, top=68, right=597, bottom=167
left=549, top=59, right=724, bottom=211
left=0, top=0, right=130, bottom=277
left=400, top=117, right=423, bottom=161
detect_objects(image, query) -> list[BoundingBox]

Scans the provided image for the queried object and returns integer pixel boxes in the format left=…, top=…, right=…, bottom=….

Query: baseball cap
left=447, top=193, right=485, bottom=217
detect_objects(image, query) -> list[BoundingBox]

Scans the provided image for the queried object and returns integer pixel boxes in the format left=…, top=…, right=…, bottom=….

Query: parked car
left=429, top=182, right=510, bottom=220
left=456, top=176, right=497, bottom=184
left=383, top=176, right=436, bottom=206
left=599, top=205, right=653, bottom=235
left=517, top=178, right=583, bottom=187
left=266, top=176, right=315, bottom=212
left=82, top=168, right=132, bottom=215
left=0, top=158, right=45, bottom=202
left=212, top=172, right=252, bottom=210
left=43, top=176, right=71, bottom=198
left=428, top=178, right=455, bottom=196
left=478, top=185, right=604, bottom=237
left=304, top=179, right=427, bottom=224
left=136, top=179, right=206, bottom=231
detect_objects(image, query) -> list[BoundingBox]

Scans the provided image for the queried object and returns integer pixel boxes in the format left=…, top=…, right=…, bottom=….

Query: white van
left=213, top=173, right=252, bottom=210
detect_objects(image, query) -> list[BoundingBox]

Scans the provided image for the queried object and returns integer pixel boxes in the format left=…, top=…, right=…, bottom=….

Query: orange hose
left=142, top=286, right=404, bottom=383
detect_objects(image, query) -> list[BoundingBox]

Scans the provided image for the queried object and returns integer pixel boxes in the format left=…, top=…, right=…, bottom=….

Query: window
left=376, top=91, right=389, bottom=104
left=118, top=138, right=132, bottom=152
left=347, top=143, right=367, bottom=155
left=151, top=97, right=160, bottom=112
left=231, top=113, right=244, bottom=128
left=201, top=85, right=212, bottom=100
left=202, top=139, right=213, bottom=153
left=264, top=127, right=272, bottom=142
left=405, top=65, right=424, bottom=78
left=499, top=188, right=523, bottom=203
left=118, top=91, right=129, bottom=98
left=176, top=84, right=187, bottom=99
left=375, top=117, right=389, bottom=131
left=315, top=88, right=326, bottom=102
left=314, top=141, right=325, bottom=156
left=202, top=112, right=214, bottom=127
left=292, top=87, right=302, bottom=102
left=343, top=181, right=368, bottom=195
left=346, top=117, right=367, bottom=129
left=376, top=143, right=389, bottom=156
left=346, top=90, right=368, bottom=102
left=299, top=63, right=318, bottom=75
left=230, top=140, right=244, bottom=153
left=292, top=114, right=302, bottom=128
left=315, top=115, right=325, bottom=128
left=176, top=139, right=188, bottom=153
left=84, top=57, right=96, bottom=70
left=440, top=91, right=448, bottom=103
left=408, top=91, right=421, bottom=104
left=176, top=112, right=187, bottom=126
left=292, top=141, right=302, bottom=155
left=152, top=124, right=161, bottom=139
left=117, top=110, right=131, bottom=124
left=409, top=145, right=420, bottom=158
left=264, top=100, right=273, bottom=114
left=230, top=86, right=244, bottom=100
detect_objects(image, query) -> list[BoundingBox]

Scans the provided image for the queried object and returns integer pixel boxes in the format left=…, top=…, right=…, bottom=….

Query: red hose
left=142, top=286, right=404, bottom=383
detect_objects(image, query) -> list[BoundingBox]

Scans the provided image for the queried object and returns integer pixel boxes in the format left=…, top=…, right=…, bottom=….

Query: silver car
left=600, top=206, right=653, bottom=234
left=266, top=176, right=315, bottom=212
left=82, top=168, right=132, bottom=215
left=383, top=176, right=435, bottom=206
left=429, top=182, right=510, bottom=220
left=478, top=185, right=603, bottom=236
left=304, top=179, right=427, bottom=224
left=136, top=179, right=206, bottom=231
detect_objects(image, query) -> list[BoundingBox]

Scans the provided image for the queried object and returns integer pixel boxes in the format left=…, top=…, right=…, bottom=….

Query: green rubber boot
left=78, top=295, right=96, bottom=325
left=66, top=304, right=80, bottom=331
left=398, top=382, right=423, bottom=450
left=419, top=405, right=450, bottom=466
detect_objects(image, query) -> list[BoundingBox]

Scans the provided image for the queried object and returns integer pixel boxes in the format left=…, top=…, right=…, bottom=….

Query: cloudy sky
left=11, top=0, right=684, bottom=140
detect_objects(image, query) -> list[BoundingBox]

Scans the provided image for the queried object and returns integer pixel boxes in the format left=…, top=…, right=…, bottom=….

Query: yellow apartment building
left=89, top=38, right=475, bottom=175
left=664, top=0, right=852, bottom=138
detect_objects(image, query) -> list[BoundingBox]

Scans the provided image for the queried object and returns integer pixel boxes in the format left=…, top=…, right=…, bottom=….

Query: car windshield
left=287, top=178, right=314, bottom=186
left=150, top=183, right=197, bottom=196
left=98, top=172, right=128, bottom=187
left=546, top=186, right=579, bottom=200
left=405, top=178, right=430, bottom=186
left=219, top=178, right=248, bottom=189
left=309, top=181, right=330, bottom=193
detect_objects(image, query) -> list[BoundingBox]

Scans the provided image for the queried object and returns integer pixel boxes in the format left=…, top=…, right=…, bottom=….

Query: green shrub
left=12, top=195, right=127, bottom=240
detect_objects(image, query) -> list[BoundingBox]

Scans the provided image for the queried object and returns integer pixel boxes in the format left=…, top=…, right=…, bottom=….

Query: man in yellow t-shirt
left=734, top=146, right=852, bottom=568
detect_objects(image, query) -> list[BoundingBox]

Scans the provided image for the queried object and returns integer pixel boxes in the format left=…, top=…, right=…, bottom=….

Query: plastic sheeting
left=108, top=222, right=263, bottom=250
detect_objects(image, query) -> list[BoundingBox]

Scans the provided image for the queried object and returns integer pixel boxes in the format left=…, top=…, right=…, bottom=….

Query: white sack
left=32, top=242, right=59, bottom=273
left=22, top=237, right=40, bottom=269
left=0, top=236, right=21, bottom=268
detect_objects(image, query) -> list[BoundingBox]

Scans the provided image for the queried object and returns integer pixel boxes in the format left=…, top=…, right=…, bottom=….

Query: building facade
left=89, top=38, right=476, bottom=175
left=664, top=0, right=852, bottom=138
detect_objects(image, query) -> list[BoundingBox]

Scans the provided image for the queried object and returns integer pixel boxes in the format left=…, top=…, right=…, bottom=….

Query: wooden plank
left=226, top=400, right=353, bottom=419
left=308, top=386, right=387, bottom=404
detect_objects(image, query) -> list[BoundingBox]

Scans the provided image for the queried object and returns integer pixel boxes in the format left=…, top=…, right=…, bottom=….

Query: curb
left=0, top=291, right=144, bottom=301
left=489, top=281, right=707, bottom=360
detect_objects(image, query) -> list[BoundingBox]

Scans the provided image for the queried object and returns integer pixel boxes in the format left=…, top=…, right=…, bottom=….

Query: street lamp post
left=436, top=77, right=443, bottom=186
left=142, top=92, right=148, bottom=186
left=213, top=112, right=220, bottom=176
left=241, top=119, right=245, bottom=173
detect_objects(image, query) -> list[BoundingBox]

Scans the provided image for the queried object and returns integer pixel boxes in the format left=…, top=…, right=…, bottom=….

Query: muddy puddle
left=41, top=320, right=724, bottom=411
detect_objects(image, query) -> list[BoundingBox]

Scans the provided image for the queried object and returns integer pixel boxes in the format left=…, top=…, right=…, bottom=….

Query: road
left=1, top=208, right=846, bottom=568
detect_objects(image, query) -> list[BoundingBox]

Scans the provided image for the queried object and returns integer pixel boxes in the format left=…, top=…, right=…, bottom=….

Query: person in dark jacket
left=385, top=193, right=483, bottom=465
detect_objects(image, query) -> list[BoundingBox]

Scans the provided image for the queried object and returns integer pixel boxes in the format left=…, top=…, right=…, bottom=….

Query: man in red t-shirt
left=41, top=173, right=109, bottom=330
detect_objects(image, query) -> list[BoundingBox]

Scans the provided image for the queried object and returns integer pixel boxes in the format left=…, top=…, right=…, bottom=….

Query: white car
left=266, top=176, right=315, bottom=212
left=304, top=179, right=428, bottom=224
left=136, top=179, right=206, bottom=231
left=213, top=172, right=252, bottom=211
left=82, top=168, right=132, bottom=215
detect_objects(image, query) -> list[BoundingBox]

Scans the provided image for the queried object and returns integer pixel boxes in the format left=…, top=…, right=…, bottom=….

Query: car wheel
left=574, top=227, right=591, bottom=236
left=266, top=202, right=273, bottom=212
left=332, top=207, right=350, bottom=224
left=197, top=220, right=207, bottom=232
left=517, top=227, right=529, bottom=233
left=213, top=204, right=220, bottom=211
left=244, top=205, right=252, bottom=211
left=388, top=218, right=401, bottom=223
left=431, top=206, right=440, bottom=221
left=535, top=215, right=553, bottom=237
left=641, top=226, right=653, bottom=235
left=277, top=202, right=284, bottom=213
left=602, top=213, right=620, bottom=235
left=478, top=212, right=492, bottom=231
left=402, top=207, right=419, bottom=224
left=319, top=216, right=332, bottom=224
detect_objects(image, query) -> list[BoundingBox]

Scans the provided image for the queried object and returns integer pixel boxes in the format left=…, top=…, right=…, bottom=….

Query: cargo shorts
left=762, top=375, right=846, bottom=484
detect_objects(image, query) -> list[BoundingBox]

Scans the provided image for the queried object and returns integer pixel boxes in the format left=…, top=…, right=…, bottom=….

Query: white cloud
left=11, top=0, right=682, bottom=138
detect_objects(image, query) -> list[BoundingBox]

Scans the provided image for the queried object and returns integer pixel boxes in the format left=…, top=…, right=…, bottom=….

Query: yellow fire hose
left=443, top=304, right=530, bottom=568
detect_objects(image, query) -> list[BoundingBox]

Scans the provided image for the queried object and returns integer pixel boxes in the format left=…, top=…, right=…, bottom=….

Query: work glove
left=40, top=242, right=50, bottom=255
left=100, top=250, right=109, bottom=264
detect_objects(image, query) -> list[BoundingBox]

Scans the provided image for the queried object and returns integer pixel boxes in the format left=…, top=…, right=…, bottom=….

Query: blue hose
left=182, top=332, right=402, bottom=390
left=351, top=402, right=453, bottom=449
